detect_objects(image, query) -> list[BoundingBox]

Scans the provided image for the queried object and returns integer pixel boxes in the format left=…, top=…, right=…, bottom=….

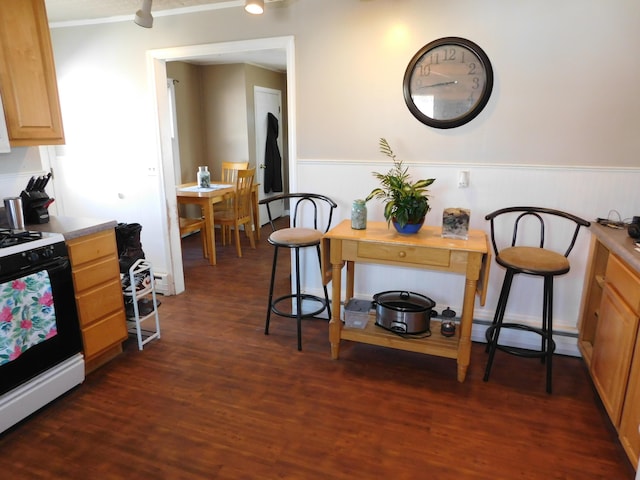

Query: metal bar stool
left=259, top=193, right=337, bottom=351
left=483, top=206, right=590, bottom=393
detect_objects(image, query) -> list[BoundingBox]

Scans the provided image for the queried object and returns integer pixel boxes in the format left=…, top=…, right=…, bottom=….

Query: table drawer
left=606, top=254, right=640, bottom=314
left=357, top=242, right=451, bottom=267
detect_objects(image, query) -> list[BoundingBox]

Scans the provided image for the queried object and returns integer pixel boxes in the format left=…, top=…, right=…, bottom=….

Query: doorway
left=148, top=36, right=296, bottom=294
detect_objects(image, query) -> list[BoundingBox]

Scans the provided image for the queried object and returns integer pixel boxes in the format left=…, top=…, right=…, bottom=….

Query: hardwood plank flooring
left=0, top=220, right=635, bottom=479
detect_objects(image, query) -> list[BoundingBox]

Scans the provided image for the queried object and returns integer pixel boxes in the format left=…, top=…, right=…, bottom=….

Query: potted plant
left=365, top=138, right=435, bottom=233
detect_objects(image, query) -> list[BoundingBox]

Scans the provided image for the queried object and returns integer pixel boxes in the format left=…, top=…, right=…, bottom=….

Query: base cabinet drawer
left=75, top=279, right=124, bottom=326
left=81, top=310, right=127, bottom=356
left=72, top=256, right=121, bottom=293
left=607, top=254, right=640, bottom=314
left=67, top=229, right=118, bottom=265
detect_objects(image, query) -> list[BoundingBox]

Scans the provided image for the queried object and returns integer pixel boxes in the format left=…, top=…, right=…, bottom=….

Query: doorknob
left=259, top=164, right=266, bottom=169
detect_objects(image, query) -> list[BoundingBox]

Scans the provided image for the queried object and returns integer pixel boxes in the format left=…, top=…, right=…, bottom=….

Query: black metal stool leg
left=264, top=245, right=279, bottom=336
left=484, top=270, right=514, bottom=382
left=544, top=276, right=554, bottom=394
left=485, top=270, right=514, bottom=353
left=541, top=277, right=550, bottom=363
left=294, top=247, right=303, bottom=351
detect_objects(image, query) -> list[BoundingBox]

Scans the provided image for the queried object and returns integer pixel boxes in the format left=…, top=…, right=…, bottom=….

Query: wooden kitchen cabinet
left=66, top=229, right=127, bottom=373
left=578, top=227, right=640, bottom=470
left=0, top=0, right=64, bottom=146
left=620, top=329, right=640, bottom=471
left=590, top=281, right=638, bottom=424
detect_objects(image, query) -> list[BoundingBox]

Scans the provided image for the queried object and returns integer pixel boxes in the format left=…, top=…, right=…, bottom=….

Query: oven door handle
left=15, top=256, right=71, bottom=277
left=43, top=257, right=70, bottom=273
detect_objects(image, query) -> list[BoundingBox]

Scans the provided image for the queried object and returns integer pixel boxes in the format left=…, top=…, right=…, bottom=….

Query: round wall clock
left=403, top=37, right=494, bottom=129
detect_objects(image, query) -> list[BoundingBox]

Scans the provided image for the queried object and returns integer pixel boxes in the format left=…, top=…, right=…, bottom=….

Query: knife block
left=20, top=190, right=50, bottom=224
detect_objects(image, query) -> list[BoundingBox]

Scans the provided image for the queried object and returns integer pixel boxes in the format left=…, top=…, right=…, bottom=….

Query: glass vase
left=197, top=166, right=210, bottom=188
left=351, top=199, right=367, bottom=230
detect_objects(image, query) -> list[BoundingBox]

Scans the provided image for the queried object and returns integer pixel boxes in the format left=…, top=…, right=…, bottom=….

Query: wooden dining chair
left=214, top=168, right=256, bottom=258
left=179, top=216, right=208, bottom=258
left=216, top=162, right=250, bottom=240
left=221, top=161, right=249, bottom=184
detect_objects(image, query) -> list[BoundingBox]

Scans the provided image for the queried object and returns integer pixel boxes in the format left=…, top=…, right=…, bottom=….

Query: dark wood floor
left=0, top=221, right=635, bottom=479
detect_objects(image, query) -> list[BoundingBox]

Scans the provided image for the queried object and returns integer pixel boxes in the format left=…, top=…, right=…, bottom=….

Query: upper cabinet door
left=0, top=0, right=64, bottom=146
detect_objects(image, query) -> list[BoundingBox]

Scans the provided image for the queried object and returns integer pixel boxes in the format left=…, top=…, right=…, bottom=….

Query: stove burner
left=0, top=229, right=43, bottom=248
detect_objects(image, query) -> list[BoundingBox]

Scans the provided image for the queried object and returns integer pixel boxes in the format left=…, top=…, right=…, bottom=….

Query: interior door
left=254, top=86, right=283, bottom=225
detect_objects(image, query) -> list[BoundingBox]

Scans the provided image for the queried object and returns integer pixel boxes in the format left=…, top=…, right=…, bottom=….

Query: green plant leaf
left=366, top=138, right=435, bottom=228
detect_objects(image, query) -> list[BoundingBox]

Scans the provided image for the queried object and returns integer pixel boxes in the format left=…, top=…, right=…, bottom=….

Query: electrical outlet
left=458, top=170, right=469, bottom=188
left=147, top=166, right=158, bottom=176
left=153, top=272, right=169, bottom=295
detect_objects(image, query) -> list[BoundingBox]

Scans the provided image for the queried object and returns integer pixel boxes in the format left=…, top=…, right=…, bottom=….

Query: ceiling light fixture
left=134, top=0, right=153, bottom=28
left=245, top=0, right=264, bottom=15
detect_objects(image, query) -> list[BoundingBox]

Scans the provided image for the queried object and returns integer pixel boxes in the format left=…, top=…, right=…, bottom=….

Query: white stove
left=0, top=228, right=84, bottom=433
left=0, top=229, right=64, bottom=257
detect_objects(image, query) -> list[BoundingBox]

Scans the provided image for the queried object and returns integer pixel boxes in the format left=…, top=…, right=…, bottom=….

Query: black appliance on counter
left=20, top=173, right=54, bottom=224
left=0, top=228, right=84, bottom=433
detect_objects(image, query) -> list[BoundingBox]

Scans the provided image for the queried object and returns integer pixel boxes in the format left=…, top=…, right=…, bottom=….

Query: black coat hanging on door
left=264, top=112, right=283, bottom=194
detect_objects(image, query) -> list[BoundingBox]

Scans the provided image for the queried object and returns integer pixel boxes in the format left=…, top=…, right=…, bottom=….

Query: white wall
left=0, top=147, right=57, bottom=216
left=31, top=0, right=640, bottom=350
left=298, top=159, right=637, bottom=353
left=202, top=64, right=250, bottom=169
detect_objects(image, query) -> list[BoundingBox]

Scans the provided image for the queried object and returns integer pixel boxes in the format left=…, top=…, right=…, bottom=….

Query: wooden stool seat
left=269, top=227, right=323, bottom=247
left=498, top=246, right=570, bottom=275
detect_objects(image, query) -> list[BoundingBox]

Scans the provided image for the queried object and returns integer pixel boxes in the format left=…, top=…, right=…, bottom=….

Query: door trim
left=147, top=36, right=296, bottom=294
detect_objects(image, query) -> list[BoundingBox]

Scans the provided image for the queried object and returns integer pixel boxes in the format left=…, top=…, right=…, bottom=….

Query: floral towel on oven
left=0, top=271, right=57, bottom=366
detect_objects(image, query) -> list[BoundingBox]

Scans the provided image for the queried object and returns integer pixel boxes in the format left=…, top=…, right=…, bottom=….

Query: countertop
left=589, top=222, right=640, bottom=273
left=26, top=215, right=118, bottom=241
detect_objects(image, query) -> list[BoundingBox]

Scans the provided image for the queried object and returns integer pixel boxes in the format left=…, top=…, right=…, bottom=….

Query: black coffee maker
left=20, top=173, right=53, bottom=224
left=628, top=216, right=640, bottom=240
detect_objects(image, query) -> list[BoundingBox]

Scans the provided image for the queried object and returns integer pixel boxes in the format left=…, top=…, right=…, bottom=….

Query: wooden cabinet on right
left=621, top=332, right=640, bottom=472
left=578, top=227, right=640, bottom=470
left=0, top=0, right=64, bottom=146
left=590, top=262, right=639, bottom=423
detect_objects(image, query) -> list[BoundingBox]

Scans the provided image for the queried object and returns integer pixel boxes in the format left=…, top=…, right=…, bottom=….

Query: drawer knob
left=398, top=251, right=406, bottom=258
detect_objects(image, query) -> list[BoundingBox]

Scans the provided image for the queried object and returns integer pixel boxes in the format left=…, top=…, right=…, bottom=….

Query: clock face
left=403, top=37, right=494, bottom=129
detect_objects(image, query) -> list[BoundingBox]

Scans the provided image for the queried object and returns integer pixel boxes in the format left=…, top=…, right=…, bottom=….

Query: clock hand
left=421, top=80, right=458, bottom=89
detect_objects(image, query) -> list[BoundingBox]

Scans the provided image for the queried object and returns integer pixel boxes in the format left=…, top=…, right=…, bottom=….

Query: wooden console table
left=322, top=220, right=490, bottom=382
